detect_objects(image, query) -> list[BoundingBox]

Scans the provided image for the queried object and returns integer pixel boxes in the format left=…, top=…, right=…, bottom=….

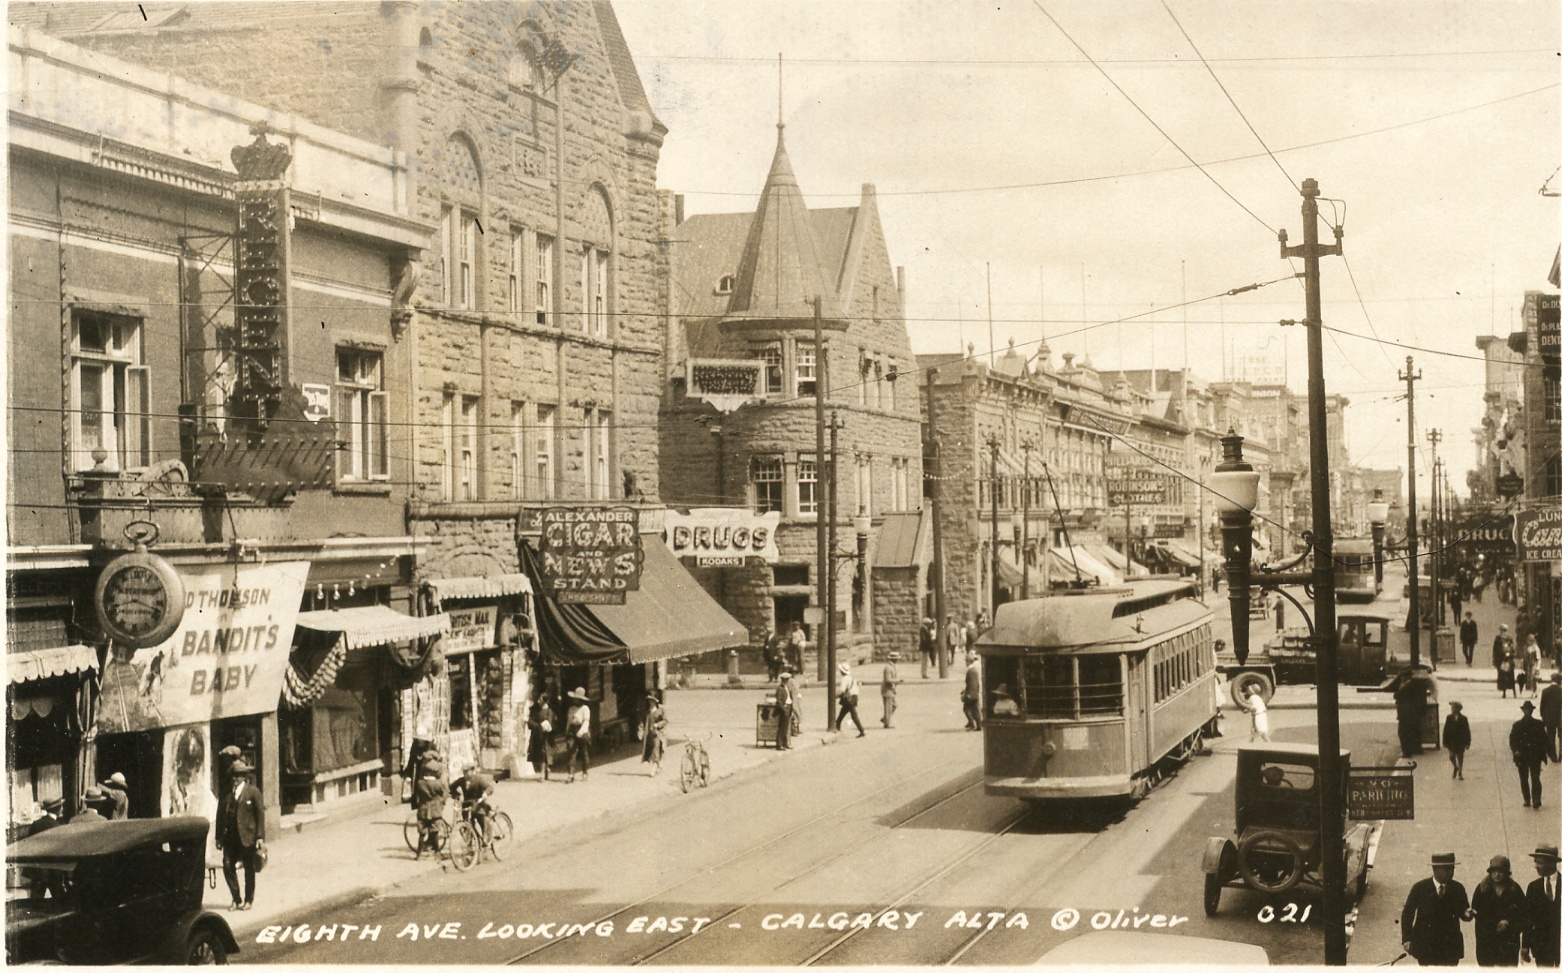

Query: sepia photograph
left=4, top=0, right=1560, bottom=967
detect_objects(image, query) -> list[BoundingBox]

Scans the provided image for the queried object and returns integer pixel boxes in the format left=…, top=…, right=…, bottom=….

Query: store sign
left=1514, top=506, right=1562, bottom=562
left=300, top=384, right=331, bottom=422
left=665, top=509, right=781, bottom=566
left=537, top=507, right=642, bottom=605
left=1153, top=523, right=1186, bottom=539
left=97, top=561, right=310, bottom=734
left=1455, top=515, right=1516, bottom=555
left=1107, top=468, right=1170, bottom=505
left=442, top=603, right=498, bottom=655
left=1538, top=293, right=1559, bottom=364
left=1347, top=768, right=1414, bottom=820
left=1497, top=472, right=1526, bottom=499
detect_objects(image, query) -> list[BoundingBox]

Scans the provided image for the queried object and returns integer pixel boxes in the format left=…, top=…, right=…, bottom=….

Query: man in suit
left=1443, top=701, right=1472, bottom=780
left=216, top=760, right=266, bottom=911
left=71, top=787, right=108, bottom=823
left=1402, top=851, right=1472, bottom=966
left=1523, top=843, right=1561, bottom=967
left=1541, top=673, right=1562, bottom=761
left=962, top=652, right=983, bottom=731
left=773, top=671, right=794, bottom=750
left=1459, top=612, right=1479, bottom=666
left=1511, top=700, right=1552, bottom=809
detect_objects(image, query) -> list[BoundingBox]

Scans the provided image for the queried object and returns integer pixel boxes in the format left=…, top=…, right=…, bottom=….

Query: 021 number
left=1258, top=903, right=1312, bottom=923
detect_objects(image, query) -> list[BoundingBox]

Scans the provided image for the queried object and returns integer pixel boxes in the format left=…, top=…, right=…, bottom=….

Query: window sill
left=335, top=481, right=393, bottom=497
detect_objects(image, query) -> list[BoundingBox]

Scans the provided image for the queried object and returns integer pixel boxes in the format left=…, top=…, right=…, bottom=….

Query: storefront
left=7, top=644, right=98, bottom=839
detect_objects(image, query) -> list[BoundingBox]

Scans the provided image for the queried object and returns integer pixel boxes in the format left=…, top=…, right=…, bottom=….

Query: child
left=1244, top=686, right=1271, bottom=743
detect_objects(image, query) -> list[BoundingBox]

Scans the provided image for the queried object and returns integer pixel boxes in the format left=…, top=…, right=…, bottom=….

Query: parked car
left=6, top=816, right=239, bottom=965
left=1201, top=743, right=1378, bottom=917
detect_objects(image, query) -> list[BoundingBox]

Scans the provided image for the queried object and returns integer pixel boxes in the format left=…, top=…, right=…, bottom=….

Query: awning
left=8, top=645, right=98, bottom=686
left=591, top=540, right=749, bottom=664
left=295, top=606, right=450, bottom=650
left=1085, top=543, right=1147, bottom=579
left=1156, top=541, right=1202, bottom=569
left=426, top=573, right=533, bottom=604
left=1055, top=546, right=1120, bottom=586
left=995, top=548, right=1026, bottom=587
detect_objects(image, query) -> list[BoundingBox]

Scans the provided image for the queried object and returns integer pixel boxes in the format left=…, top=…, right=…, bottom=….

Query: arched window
left=578, top=186, right=614, bottom=337
left=419, top=27, right=432, bottom=49
left=440, top=135, right=483, bottom=309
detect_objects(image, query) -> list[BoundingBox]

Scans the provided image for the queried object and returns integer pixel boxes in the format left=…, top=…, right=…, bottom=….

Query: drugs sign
left=1454, top=515, right=1515, bottom=555
left=538, top=507, right=642, bottom=604
left=1347, top=768, right=1414, bottom=820
left=1514, top=506, right=1562, bottom=562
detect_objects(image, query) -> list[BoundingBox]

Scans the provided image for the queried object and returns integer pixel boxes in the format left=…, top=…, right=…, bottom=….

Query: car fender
left=158, top=910, right=240, bottom=963
left=1202, top=837, right=1236, bottom=877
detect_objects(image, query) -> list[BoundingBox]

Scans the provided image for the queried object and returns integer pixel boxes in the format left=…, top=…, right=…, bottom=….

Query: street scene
left=4, top=0, right=1560, bottom=968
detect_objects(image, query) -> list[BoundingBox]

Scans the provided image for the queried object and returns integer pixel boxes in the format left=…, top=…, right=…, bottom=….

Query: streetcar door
left=1125, top=653, right=1149, bottom=768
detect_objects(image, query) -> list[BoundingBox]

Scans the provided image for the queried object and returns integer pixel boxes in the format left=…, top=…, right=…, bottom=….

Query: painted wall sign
left=1538, top=293, right=1559, bottom=364
left=1514, top=506, right=1562, bottom=562
left=96, top=561, right=310, bottom=734
left=1107, top=468, right=1171, bottom=506
left=665, top=509, right=781, bottom=565
left=442, top=603, right=498, bottom=655
left=537, top=507, right=642, bottom=605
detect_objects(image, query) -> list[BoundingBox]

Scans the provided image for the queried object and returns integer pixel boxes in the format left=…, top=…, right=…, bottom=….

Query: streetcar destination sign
left=1514, top=506, right=1562, bottom=562
left=1347, top=768, right=1414, bottom=820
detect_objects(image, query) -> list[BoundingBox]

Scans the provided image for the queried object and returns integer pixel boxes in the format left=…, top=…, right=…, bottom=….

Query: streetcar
left=1333, top=538, right=1380, bottom=603
left=976, top=580, right=1220, bottom=801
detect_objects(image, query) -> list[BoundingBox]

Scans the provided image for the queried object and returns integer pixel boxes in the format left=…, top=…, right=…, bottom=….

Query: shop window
left=448, top=654, right=473, bottom=731
left=335, top=348, right=388, bottom=482
left=772, top=564, right=809, bottom=587
left=70, top=310, right=148, bottom=472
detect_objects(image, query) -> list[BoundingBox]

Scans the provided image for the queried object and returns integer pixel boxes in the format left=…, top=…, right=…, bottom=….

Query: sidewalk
left=205, top=679, right=889, bottom=937
left=1348, top=688, right=1560, bottom=965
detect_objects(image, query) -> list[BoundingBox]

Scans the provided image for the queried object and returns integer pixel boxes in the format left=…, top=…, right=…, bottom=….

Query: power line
left=637, top=48, right=1555, bottom=67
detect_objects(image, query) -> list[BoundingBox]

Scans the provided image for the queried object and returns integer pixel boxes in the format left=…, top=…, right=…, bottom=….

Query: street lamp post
left=1368, top=489, right=1390, bottom=588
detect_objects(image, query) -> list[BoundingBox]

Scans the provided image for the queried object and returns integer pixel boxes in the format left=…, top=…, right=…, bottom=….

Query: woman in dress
left=1521, top=634, right=1542, bottom=697
left=526, top=691, right=554, bottom=781
left=1497, top=646, right=1517, bottom=699
left=641, top=692, right=667, bottom=776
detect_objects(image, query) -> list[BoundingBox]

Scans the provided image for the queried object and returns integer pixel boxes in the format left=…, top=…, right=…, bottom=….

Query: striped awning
left=7, top=644, right=98, bottom=685
left=295, top=606, right=450, bottom=650
left=426, top=573, right=533, bottom=604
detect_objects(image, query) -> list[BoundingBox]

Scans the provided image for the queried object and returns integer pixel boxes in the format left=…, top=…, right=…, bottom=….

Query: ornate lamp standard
left=1368, top=489, right=1391, bottom=587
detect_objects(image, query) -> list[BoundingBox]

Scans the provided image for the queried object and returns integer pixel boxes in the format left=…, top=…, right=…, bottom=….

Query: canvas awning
left=1054, top=546, right=1120, bottom=586
left=995, top=548, right=1026, bottom=587
left=7, top=644, right=98, bottom=685
left=592, top=540, right=749, bottom=664
left=295, top=606, right=450, bottom=650
left=1156, top=541, right=1202, bottom=569
left=426, top=573, right=533, bottom=604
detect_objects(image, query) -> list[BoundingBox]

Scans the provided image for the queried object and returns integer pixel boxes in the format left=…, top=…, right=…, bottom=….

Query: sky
left=614, top=0, right=1560, bottom=495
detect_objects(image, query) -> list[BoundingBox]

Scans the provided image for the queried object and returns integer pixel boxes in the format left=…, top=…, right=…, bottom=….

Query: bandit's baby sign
left=97, top=561, right=310, bottom=733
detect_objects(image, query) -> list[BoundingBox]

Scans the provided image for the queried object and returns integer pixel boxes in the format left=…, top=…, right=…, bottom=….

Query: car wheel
left=185, top=928, right=228, bottom=965
left=1203, top=873, right=1222, bottom=916
left=1237, top=830, right=1304, bottom=894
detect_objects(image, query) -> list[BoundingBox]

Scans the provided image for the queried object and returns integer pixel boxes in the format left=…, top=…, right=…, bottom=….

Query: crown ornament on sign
left=232, top=122, right=292, bottom=181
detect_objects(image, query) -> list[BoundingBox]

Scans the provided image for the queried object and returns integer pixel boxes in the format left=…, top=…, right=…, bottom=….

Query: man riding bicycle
left=451, top=764, right=495, bottom=841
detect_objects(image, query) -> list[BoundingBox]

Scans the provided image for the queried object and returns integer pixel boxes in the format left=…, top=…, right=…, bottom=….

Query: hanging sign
left=665, top=508, right=781, bottom=565
left=537, top=507, right=642, bottom=604
left=1454, top=514, right=1516, bottom=555
left=442, top=603, right=498, bottom=655
left=1538, top=293, right=1559, bottom=364
left=1514, top=506, right=1562, bottom=562
left=1347, top=766, right=1415, bottom=820
left=97, top=561, right=310, bottom=734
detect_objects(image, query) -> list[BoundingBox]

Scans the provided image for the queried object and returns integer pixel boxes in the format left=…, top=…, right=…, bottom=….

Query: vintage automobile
left=1201, top=743, right=1378, bottom=917
left=6, top=816, right=240, bottom=965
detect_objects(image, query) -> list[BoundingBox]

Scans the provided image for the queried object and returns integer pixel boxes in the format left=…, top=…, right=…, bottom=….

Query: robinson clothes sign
left=537, top=507, right=643, bottom=605
left=1514, top=506, right=1562, bottom=562
left=1347, top=767, right=1414, bottom=821
left=665, top=509, right=781, bottom=566
left=1106, top=468, right=1170, bottom=506
left=97, top=561, right=310, bottom=734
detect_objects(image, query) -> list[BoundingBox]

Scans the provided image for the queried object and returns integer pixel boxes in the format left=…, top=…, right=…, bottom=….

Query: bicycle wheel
left=698, top=747, right=711, bottom=787
left=448, top=820, right=479, bottom=872
left=488, top=812, right=513, bottom=861
left=403, top=814, right=420, bottom=852
left=430, top=817, right=451, bottom=854
left=680, top=748, right=696, bottom=793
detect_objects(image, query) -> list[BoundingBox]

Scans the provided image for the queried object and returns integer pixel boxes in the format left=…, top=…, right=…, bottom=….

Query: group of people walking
left=1402, top=844, right=1560, bottom=966
left=917, top=613, right=988, bottom=678
left=522, top=687, right=597, bottom=783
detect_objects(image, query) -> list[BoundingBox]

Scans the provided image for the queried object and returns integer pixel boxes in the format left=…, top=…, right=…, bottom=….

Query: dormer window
left=715, top=273, right=735, bottom=296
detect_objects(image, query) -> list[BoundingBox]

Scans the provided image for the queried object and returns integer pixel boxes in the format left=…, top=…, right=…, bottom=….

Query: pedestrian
left=411, top=756, right=447, bottom=860
left=1243, top=686, right=1271, bottom=743
left=773, top=671, right=794, bottom=751
left=1451, top=590, right=1464, bottom=630
left=1541, top=673, right=1562, bottom=762
left=1274, top=594, right=1286, bottom=631
left=451, top=763, right=496, bottom=843
left=71, top=787, right=107, bottom=823
left=962, top=652, right=983, bottom=731
left=1522, top=843, right=1561, bottom=967
left=1398, top=670, right=1429, bottom=758
left=99, top=771, right=130, bottom=819
left=945, top=614, right=962, bottom=670
left=881, top=651, right=901, bottom=728
left=1522, top=635, right=1543, bottom=698
left=835, top=663, right=865, bottom=737
left=1443, top=701, right=1471, bottom=780
left=1472, top=854, right=1528, bottom=966
left=1461, top=612, right=1480, bottom=667
left=1511, top=700, right=1551, bottom=809
left=787, top=621, right=808, bottom=676
left=1402, top=851, right=1473, bottom=966
left=564, top=688, right=592, bottom=782
left=992, top=684, right=1020, bottom=716
left=527, top=691, right=554, bottom=781
left=918, top=617, right=936, bottom=679
left=1495, top=623, right=1517, bottom=674
left=964, top=618, right=979, bottom=655
left=642, top=691, right=667, bottom=775
left=790, top=669, right=805, bottom=734
left=28, top=798, right=63, bottom=837
left=1499, top=646, right=1518, bottom=699
left=216, top=760, right=265, bottom=912
left=976, top=610, right=990, bottom=633
left=762, top=629, right=781, bottom=683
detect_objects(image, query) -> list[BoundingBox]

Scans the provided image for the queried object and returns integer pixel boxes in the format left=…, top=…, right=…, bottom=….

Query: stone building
left=1472, top=332, right=1527, bottom=503
left=662, top=125, right=925, bottom=667
left=1519, top=287, right=1560, bottom=658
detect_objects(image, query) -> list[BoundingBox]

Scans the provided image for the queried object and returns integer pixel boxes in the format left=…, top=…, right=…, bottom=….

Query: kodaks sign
left=537, top=507, right=642, bottom=605
left=1514, top=506, right=1562, bottom=563
left=664, top=509, right=781, bottom=567
left=97, top=561, right=310, bottom=734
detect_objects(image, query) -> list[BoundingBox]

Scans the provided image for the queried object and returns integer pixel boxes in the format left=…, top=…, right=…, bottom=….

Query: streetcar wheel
left=1203, top=873, right=1222, bottom=917
left=1237, top=830, right=1304, bottom=893
left=449, top=821, right=479, bottom=872
left=1229, top=671, right=1274, bottom=705
left=488, top=811, right=513, bottom=861
left=403, top=815, right=419, bottom=852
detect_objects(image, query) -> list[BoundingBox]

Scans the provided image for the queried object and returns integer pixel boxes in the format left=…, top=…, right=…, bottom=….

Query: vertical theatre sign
left=229, top=122, right=292, bottom=427
left=538, top=507, right=643, bottom=604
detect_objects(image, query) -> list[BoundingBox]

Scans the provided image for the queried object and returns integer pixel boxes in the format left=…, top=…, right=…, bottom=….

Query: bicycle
left=404, top=804, right=454, bottom=859
left=679, top=732, right=712, bottom=793
left=447, top=798, right=513, bottom=872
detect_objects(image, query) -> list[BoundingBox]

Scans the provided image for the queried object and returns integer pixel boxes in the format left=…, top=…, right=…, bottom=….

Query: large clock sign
left=94, top=534, right=185, bottom=649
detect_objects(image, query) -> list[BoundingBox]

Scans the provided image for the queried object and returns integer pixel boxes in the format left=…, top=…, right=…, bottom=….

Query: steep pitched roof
left=722, top=127, right=842, bottom=326
left=591, top=0, right=659, bottom=123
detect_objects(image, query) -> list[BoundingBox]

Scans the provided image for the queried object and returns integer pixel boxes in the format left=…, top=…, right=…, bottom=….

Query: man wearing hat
left=411, top=755, right=448, bottom=859
left=835, top=662, right=865, bottom=738
left=1511, top=699, right=1552, bottom=808
left=1472, top=854, right=1528, bottom=965
left=100, top=771, right=130, bottom=820
left=1495, top=623, right=1517, bottom=670
left=992, top=684, right=1020, bottom=717
left=1443, top=701, right=1472, bottom=781
left=880, top=652, right=901, bottom=728
left=28, top=798, right=64, bottom=837
left=216, top=759, right=265, bottom=911
left=1523, top=843, right=1561, bottom=967
left=1402, top=852, right=1472, bottom=965
left=773, top=671, right=794, bottom=750
left=1541, top=672, right=1562, bottom=762
left=564, top=688, right=592, bottom=782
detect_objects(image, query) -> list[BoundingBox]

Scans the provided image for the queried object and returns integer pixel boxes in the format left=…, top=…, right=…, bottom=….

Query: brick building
left=663, top=125, right=925, bottom=667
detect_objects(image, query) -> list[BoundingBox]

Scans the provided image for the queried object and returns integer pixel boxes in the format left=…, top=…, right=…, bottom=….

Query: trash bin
left=1420, top=702, right=1440, bottom=750
left=756, top=702, right=780, bottom=747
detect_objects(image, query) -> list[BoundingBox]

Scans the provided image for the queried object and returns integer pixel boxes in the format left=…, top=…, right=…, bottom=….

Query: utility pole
left=813, top=297, right=827, bottom=685
left=988, top=434, right=1001, bottom=618
left=926, top=367, right=949, bottom=679
left=1021, top=440, right=1034, bottom=599
left=1428, top=429, right=1442, bottom=634
left=826, top=411, right=842, bottom=729
left=1401, top=358, right=1422, bottom=668
left=1280, top=177, right=1347, bottom=965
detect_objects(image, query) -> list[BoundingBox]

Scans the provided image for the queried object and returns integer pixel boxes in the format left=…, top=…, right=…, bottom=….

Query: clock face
left=95, top=553, right=185, bottom=648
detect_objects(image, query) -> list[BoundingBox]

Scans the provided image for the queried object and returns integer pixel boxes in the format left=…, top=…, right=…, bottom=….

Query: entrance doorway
left=95, top=730, right=163, bottom=819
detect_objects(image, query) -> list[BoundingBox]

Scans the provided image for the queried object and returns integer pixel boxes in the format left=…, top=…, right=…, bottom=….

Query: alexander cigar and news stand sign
left=536, top=506, right=643, bottom=605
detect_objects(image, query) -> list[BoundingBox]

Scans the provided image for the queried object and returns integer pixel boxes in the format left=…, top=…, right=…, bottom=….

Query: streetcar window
left=983, top=656, right=1021, bottom=716
left=1020, top=656, right=1074, bottom=718
left=1077, top=655, right=1123, bottom=715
